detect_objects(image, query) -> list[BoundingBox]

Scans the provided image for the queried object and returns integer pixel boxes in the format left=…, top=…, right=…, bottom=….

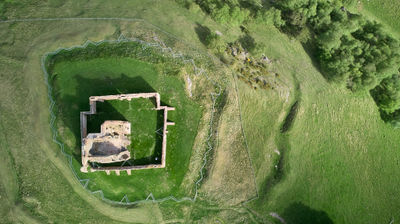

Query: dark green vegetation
left=273, top=1, right=400, bottom=86
left=282, top=202, right=333, bottom=224
left=191, top=0, right=251, bottom=26
left=280, top=101, right=299, bottom=133
left=371, top=74, right=400, bottom=113
left=87, top=99, right=163, bottom=164
left=272, top=0, right=400, bottom=125
left=47, top=42, right=202, bottom=201
left=184, top=0, right=285, bottom=27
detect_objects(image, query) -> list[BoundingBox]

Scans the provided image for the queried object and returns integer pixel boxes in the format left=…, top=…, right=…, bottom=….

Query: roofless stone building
left=80, top=93, right=175, bottom=175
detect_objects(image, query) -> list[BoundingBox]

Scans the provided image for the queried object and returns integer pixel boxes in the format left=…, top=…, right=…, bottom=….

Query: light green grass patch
left=359, top=0, right=400, bottom=37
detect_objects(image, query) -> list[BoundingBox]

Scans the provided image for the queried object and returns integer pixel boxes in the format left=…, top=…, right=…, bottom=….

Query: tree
left=371, top=74, right=400, bottom=113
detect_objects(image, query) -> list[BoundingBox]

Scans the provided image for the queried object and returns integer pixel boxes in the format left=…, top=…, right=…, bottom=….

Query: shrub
left=371, top=74, right=400, bottom=113
left=194, top=0, right=250, bottom=26
left=255, top=7, right=285, bottom=27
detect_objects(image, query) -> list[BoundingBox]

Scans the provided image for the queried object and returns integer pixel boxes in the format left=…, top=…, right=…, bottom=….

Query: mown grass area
left=51, top=55, right=202, bottom=201
left=199, top=83, right=258, bottom=205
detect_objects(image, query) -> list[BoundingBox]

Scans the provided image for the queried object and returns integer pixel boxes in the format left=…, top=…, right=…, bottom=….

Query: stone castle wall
left=80, top=92, right=175, bottom=175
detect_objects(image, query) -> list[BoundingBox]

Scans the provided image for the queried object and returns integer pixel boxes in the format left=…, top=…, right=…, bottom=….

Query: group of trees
left=178, top=0, right=285, bottom=27
left=318, top=13, right=400, bottom=89
left=371, top=74, right=400, bottom=113
left=371, top=74, right=400, bottom=127
left=184, top=0, right=400, bottom=126
left=194, top=0, right=252, bottom=26
left=273, top=0, right=400, bottom=125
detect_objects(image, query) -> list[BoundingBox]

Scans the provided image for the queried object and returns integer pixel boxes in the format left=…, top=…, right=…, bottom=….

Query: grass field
left=359, top=0, right=400, bottom=37
left=240, top=23, right=400, bottom=223
left=1, top=0, right=400, bottom=223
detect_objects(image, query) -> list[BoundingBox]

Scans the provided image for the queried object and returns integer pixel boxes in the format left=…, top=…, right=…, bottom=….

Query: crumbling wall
left=80, top=92, right=175, bottom=175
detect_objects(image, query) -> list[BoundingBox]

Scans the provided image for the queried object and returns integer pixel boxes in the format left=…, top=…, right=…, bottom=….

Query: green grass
left=241, top=23, right=400, bottom=224
left=87, top=98, right=163, bottom=164
left=51, top=55, right=202, bottom=201
left=0, top=2, right=230, bottom=223
left=2, top=0, right=400, bottom=223
left=359, top=0, right=400, bottom=37
left=271, top=89, right=400, bottom=224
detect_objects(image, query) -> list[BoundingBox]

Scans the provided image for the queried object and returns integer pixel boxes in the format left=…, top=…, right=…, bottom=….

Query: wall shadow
left=55, top=74, right=158, bottom=164
left=282, top=202, right=334, bottom=224
left=131, top=109, right=164, bottom=166
left=87, top=101, right=126, bottom=133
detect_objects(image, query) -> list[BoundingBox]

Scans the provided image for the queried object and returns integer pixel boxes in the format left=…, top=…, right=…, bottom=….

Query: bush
left=207, top=33, right=224, bottom=51
left=195, top=0, right=250, bottom=26
left=272, top=0, right=400, bottom=92
left=255, top=7, right=285, bottom=27
left=188, top=0, right=400, bottom=125
left=371, top=74, right=400, bottom=113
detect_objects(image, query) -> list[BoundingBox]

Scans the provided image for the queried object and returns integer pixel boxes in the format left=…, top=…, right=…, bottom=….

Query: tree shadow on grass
left=282, top=202, right=333, bottom=224
left=194, top=22, right=212, bottom=47
left=300, top=39, right=325, bottom=78
left=238, top=33, right=256, bottom=53
left=55, top=74, right=158, bottom=163
left=300, top=37, right=344, bottom=84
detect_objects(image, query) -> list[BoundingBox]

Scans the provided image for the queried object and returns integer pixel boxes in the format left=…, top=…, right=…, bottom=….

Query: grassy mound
left=47, top=42, right=202, bottom=201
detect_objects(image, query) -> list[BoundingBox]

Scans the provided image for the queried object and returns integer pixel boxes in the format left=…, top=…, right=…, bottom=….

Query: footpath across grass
left=49, top=52, right=202, bottom=201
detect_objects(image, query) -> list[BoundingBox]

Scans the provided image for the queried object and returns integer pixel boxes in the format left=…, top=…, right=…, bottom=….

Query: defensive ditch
left=44, top=39, right=216, bottom=202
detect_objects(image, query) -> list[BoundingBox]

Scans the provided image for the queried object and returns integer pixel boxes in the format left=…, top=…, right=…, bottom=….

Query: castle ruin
left=80, top=93, right=175, bottom=175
